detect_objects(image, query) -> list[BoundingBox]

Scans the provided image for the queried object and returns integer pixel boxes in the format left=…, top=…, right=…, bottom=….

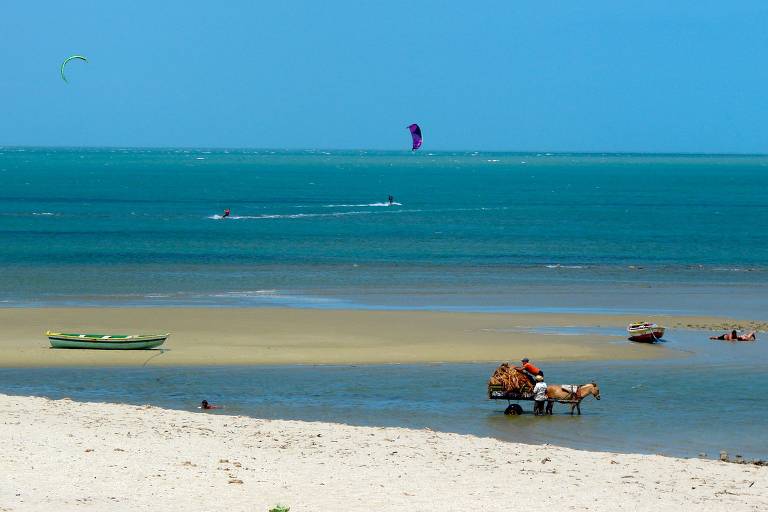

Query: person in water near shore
left=532, top=375, right=548, bottom=416
left=222, top=208, right=231, bottom=219
left=710, top=330, right=738, bottom=341
left=710, top=330, right=756, bottom=341
left=515, top=358, right=543, bottom=384
left=387, top=195, right=394, bottom=205
left=200, top=400, right=220, bottom=410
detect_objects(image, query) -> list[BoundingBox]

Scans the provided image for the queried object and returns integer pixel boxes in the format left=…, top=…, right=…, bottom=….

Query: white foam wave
left=208, top=211, right=373, bottom=220
left=32, top=212, right=56, bottom=216
left=323, top=202, right=402, bottom=208
left=545, top=264, right=585, bottom=269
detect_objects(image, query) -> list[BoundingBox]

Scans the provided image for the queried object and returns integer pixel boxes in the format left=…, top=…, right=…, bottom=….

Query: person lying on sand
left=710, top=330, right=739, bottom=341
left=200, top=400, right=220, bottom=410
left=710, top=330, right=756, bottom=341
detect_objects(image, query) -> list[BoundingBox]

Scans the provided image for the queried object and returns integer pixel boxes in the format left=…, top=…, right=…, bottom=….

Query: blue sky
left=2, top=1, right=768, bottom=152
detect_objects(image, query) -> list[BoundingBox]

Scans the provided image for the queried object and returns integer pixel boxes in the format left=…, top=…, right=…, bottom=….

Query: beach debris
left=541, top=457, right=551, bottom=464
left=60, top=55, right=88, bottom=83
left=407, top=124, right=422, bottom=151
left=228, top=479, right=243, bottom=484
left=719, top=451, right=729, bottom=462
left=84, top=448, right=94, bottom=452
left=269, top=506, right=290, bottom=512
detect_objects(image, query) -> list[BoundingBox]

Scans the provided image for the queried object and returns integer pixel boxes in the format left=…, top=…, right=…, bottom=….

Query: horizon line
left=2, top=144, right=768, bottom=158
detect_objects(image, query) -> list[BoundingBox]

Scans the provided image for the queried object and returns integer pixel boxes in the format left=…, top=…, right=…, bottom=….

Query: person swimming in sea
left=222, top=208, right=231, bottom=219
left=200, top=400, right=221, bottom=410
left=387, top=195, right=394, bottom=206
left=710, top=330, right=756, bottom=341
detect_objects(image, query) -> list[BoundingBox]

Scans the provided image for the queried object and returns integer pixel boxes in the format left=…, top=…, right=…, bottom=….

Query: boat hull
left=47, top=332, right=168, bottom=350
left=627, top=326, right=665, bottom=343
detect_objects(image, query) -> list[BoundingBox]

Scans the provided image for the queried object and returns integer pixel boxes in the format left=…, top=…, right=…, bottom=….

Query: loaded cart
left=487, top=362, right=536, bottom=415
left=488, top=362, right=590, bottom=415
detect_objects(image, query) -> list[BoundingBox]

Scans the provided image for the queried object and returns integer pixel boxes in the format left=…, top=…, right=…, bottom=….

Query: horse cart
left=487, top=363, right=600, bottom=415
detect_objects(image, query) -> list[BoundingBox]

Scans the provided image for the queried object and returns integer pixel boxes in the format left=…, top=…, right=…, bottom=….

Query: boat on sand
left=46, top=331, right=168, bottom=350
left=627, top=322, right=665, bottom=343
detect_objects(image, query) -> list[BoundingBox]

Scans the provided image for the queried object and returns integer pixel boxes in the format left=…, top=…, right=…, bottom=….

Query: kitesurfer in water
left=388, top=195, right=394, bottom=206
left=222, top=208, right=231, bottom=219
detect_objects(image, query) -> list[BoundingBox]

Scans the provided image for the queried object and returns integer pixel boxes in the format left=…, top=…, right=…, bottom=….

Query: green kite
left=60, top=55, right=88, bottom=83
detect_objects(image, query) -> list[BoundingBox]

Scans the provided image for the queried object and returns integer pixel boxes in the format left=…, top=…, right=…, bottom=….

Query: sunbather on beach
left=710, top=330, right=757, bottom=341
left=710, top=330, right=738, bottom=341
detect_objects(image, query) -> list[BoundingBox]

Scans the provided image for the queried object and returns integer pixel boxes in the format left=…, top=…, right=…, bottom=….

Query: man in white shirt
left=532, top=375, right=548, bottom=416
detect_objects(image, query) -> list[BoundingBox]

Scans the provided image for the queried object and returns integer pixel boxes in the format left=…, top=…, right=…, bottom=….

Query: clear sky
left=2, top=1, right=768, bottom=152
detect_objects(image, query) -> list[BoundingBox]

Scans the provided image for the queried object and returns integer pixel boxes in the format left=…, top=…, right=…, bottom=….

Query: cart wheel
left=504, top=404, right=523, bottom=416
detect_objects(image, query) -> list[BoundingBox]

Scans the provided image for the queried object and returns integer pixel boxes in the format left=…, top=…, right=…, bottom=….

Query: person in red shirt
left=515, top=358, right=543, bottom=384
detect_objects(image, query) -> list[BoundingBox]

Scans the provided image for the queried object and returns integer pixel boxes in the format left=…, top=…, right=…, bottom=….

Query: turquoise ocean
left=1, top=148, right=767, bottom=459
left=1, top=148, right=767, bottom=315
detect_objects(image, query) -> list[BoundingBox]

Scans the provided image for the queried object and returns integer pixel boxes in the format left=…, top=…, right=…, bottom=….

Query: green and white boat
left=46, top=331, right=169, bottom=350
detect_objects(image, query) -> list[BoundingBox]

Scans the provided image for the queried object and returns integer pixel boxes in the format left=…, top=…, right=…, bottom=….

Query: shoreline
left=0, top=307, right=764, bottom=368
left=1, top=393, right=764, bottom=511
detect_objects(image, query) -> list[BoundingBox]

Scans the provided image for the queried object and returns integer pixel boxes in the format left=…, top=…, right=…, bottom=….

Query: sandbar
left=0, top=308, right=762, bottom=367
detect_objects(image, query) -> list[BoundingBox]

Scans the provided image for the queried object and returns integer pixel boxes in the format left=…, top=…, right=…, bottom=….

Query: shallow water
left=1, top=331, right=764, bottom=460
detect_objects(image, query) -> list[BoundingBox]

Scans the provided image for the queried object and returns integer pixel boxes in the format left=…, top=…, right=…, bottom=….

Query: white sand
left=0, top=394, right=764, bottom=511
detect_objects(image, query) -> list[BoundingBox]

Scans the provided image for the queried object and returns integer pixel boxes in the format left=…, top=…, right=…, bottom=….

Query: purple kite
left=407, top=123, right=422, bottom=151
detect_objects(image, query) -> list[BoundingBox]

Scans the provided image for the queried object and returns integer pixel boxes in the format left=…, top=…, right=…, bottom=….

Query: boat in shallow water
left=627, top=322, right=665, bottom=343
left=46, top=331, right=169, bottom=349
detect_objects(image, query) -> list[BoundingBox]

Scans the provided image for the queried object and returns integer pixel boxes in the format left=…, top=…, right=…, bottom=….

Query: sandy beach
left=1, top=307, right=763, bottom=367
left=0, top=393, right=764, bottom=512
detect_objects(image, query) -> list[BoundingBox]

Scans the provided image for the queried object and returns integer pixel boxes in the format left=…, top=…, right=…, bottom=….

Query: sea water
left=1, top=148, right=767, bottom=316
left=0, top=331, right=764, bottom=459
left=2, top=148, right=767, bottom=458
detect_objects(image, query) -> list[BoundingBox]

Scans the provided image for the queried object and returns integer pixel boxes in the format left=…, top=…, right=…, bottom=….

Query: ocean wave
left=545, top=264, right=586, bottom=269
left=208, top=211, right=374, bottom=220
left=322, top=202, right=401, bottom=208
left=0, top=211, right=60, bottom=217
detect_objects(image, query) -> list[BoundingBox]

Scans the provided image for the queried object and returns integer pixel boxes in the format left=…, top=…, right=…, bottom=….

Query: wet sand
left=0, top=308, right=761, bottom=367
left=0, top=394, right=764, bottom=512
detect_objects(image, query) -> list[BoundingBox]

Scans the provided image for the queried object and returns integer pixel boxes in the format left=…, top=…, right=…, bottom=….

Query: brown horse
left=545, top=382, right=600, bottom=415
